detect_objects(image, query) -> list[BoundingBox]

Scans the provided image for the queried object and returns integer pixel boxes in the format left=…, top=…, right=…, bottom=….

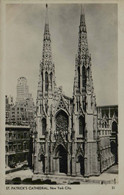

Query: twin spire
left=44, top=4, right=85, bottom=25
left=42, top=4, right=87, bottom=64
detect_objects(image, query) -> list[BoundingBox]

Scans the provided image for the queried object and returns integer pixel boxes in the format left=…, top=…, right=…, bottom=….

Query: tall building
left=33, top=5, right=116, bottom=177
left=5, top=77, right=35, bottom=125
left=16, top=77, right=29, bottom=103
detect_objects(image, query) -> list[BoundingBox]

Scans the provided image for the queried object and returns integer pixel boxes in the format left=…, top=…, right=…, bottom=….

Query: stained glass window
left=56, top=111, right=68, bottom=132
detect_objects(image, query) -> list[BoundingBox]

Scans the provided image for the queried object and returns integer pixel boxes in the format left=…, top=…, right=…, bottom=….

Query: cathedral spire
left=44, top=4, right=50, bottom=37
left=81, top=4, right=84, bottom=15
left=42, top=4, right=52, bottom=65
left=37, top=4, right=56, bottom=97
left=45, top=4, right=49, bottom=25
left=73, top=6, right=91, bottom=96
left=78, top=4, right=88, bottom=59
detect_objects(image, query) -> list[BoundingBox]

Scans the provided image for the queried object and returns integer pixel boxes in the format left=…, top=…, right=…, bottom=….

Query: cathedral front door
left=56, top=145, right=67, bottom=174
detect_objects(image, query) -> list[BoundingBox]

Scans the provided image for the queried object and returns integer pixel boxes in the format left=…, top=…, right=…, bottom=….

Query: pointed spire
left=45, top=4, right=49, bottom=25
left=80, top=4, right=85, bottom=25
left=77, top=4, right=88, bottom=59
left=81, top=4, right=84, bottom=15
left=42, top=4, right=53, bottom=65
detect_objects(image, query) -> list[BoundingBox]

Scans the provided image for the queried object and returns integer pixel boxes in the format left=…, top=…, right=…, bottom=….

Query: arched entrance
left=76, top=155, right=84, bottom=176
left=56, top=145, right=67, bottom=174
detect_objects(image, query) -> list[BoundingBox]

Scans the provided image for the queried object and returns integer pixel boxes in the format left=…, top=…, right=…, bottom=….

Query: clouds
left=6, top=4, right=117, bottom=106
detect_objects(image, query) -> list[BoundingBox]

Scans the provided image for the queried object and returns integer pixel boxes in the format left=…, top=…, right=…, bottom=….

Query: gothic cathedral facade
left=33, top=5, right=114, bottom=177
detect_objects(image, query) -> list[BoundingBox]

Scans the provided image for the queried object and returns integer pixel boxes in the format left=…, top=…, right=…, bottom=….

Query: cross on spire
left=45, top=4, right=49, bottom=25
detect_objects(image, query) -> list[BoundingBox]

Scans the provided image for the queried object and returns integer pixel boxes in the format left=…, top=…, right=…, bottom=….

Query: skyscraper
left=5, top=77, right=35, bottom=125
left=16, top=77, right=29, bottom=103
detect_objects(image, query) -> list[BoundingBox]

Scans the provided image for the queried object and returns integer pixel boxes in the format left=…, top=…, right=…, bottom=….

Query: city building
left=5, top=125, right=30, bottom=168
left=97, top=105, right=118, bottom=172
left=5, top=95, right=14, bottom=124
left=33, top=5, right=117, bottom=177
left=16, top=77, right=29, bottom=103
left=5, top=78, right=35, bottom=126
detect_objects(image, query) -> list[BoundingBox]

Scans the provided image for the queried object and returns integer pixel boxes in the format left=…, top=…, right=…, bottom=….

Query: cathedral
left=33, top=5, right=115, bottom=177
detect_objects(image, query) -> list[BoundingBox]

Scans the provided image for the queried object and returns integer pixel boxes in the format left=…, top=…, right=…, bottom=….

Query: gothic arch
left=55, top=108, right=69, bottom=118
left=55, top=144, right=67, bottom=174
left=55, top=95, right=69, bottom=115
left=55, top=144, right=67, bottom=156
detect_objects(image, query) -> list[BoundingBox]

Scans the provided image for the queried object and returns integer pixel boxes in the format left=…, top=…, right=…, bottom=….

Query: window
left=41, top=71, right=43, bottom=92
left=78, top=67, right=80, bottom=89
left=9, top=145, right=12, bottom=151
left=6, top=146, right=8, bottom=152
left=42, top=118, right=46, bottom=135
left=18, top=134, right=21, bottom=139
left=9, top=133, right=12, bottom=138
left=45, top=72, right=48, bottom=91
left=13, top=145, right=16, bottom=150
left=23, top=143, right=26, bottom=150
left=112, top=121, right=118, bottom=133
left=56, top=110, right=68, bottom=132
left=79, top=116, right=85, bottom=137
left=50, top=72, right=52, bottom=89
left=82, top=66, right=86, bottom=88
left=24, top=133, right=27, bottom=138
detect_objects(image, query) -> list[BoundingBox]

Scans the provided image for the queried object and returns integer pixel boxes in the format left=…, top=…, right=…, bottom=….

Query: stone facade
left=97, top=105, right=118, bottom=172
left=33, top=5, right=116, bottom=177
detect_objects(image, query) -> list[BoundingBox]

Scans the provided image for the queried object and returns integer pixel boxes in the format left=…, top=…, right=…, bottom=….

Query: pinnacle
left=45, top=4, right=49, bottom=24
left=81, top=4, right=85, bottom=15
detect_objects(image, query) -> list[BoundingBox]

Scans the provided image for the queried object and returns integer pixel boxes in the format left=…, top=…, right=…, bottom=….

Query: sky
left=5, top=3, right=118, bottom=106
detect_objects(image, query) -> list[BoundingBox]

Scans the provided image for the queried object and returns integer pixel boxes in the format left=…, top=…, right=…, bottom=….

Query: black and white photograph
left=1, top=0, right=123, bottom=193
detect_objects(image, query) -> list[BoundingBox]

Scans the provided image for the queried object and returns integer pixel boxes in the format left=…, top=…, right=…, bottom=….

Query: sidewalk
left=6, top=165, right=118, bottom=184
